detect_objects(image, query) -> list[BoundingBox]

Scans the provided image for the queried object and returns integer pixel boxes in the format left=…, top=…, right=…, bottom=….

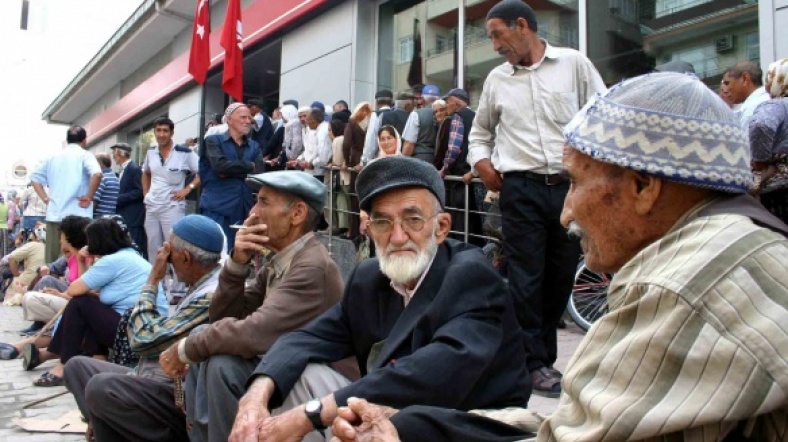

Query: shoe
left=33, top=371, right=64, bottom=387
left=22, top=343, right=42, bottom=371
left=0, top=342, right=19, bottom=360
left=530, top=366, right=562, bottom=398
left=19, top=321, right=45, bottom=336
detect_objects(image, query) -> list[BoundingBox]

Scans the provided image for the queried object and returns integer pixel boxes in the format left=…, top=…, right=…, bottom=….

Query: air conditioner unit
left=715, top=35, right=735, bottom=53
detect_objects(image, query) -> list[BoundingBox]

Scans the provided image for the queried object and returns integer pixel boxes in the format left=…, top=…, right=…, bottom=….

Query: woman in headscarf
left=23, top=216, right=167, bottom=386
left=749, top=58, right=788, bottom=223
left=373, top=125, right=402, bottom=160
left=341, top=102, right=373, bottom=238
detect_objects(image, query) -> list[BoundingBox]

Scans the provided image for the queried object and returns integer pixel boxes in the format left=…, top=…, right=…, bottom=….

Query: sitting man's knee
left=85, top=373, right=123, bottom=415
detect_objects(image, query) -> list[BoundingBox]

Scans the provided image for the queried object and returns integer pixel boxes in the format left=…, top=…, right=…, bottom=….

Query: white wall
left=280, top=1, right=355, bottom=107
left=168, top=85, right=203, bottom=144
left=760, top=0, right=788, bottom=68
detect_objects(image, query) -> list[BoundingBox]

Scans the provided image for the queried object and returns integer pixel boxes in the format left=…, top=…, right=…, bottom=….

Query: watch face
left=305, top=400, right=321, bottom=413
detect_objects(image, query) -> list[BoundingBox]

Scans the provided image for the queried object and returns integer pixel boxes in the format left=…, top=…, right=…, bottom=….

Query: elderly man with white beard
left=229, top=155, right=530, bottom=442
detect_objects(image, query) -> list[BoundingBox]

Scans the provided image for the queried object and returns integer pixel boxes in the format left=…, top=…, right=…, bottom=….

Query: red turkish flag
left=221, top=0, right=243, bottom=101
left=188, top=0, right=210, bottom=84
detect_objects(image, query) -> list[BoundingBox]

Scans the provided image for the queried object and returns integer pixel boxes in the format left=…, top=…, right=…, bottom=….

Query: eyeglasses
left=368, top=213, right=438, bottom=235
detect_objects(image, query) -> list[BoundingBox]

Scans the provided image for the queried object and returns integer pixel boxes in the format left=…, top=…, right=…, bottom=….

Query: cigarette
left=229, top=224, right=247, bottom=229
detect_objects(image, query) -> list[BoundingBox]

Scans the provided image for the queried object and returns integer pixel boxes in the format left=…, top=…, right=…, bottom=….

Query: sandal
left=33, top=371, right=64, bottom=387
left=531, top=366, right=562, bottom=398
left=22, top=343, right=42, bottom=371
left=0, top=342, right=19, bottom=360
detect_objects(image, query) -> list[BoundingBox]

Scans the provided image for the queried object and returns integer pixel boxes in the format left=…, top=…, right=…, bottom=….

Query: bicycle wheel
left=568, top=259, right=611, bottom=331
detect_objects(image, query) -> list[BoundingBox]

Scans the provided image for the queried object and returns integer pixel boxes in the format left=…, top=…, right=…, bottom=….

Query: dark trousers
left=64, top=356, right=187, bottom=442
left=501, top=173, right=580, bottom=372
left=48, top=296, right=121, bottom=364
left=391, top=405, right=533, bottom=442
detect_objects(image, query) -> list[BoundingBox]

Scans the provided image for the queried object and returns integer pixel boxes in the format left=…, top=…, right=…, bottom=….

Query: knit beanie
left=564, top=72, right=751, bottom=193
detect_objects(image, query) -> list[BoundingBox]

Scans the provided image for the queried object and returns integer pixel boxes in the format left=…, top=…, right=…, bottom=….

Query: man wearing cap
left=468, top=0, right=606, bottom=397
left=437, top=88, right=485, bottom=246
left=362, top=89, right=395, bottom=164
left=229, top=156, right=529, bottom=442
left=199, top=103, right=263, bottom=247
left=62, top=214, right=225, bottom=442
left=331, top=72, right=788, bottom=442
left=30, top=125, right=103, bottom=263
left=248, top=98, right=274, bottom=149
left=333, top=100, right=351, bottom=123
left=112, top=142, right=147, bottom=258
left=401, top=84, right=441, bottom=162
left=142, top=117, right=201, bottom=269
left=156, top=170, right=346, bottom=442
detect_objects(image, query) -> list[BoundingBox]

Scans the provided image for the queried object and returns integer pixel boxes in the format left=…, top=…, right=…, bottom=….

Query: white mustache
left=567, top=221, right=585, bottom=240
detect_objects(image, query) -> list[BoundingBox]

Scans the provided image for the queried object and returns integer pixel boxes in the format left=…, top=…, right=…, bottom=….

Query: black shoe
left=19, top=321, right=45, bottom=336
left=22, top=343, right=42, bottom=371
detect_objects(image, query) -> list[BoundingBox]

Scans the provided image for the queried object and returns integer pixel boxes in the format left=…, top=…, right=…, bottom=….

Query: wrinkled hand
left=257, top=408, right=312, bottom=442
left=148, top=242, right=171, bottom=285
left=232, top=214, right=269, bottom=264
left=439, top=168, right=448, bottom=179
left=158, top=342, right=187, bottom=379
left=286, top=160, right=300, bottom=169
left=330, top=398, right=399, bottom=442
left=462, top=172, right=474, bottom=185
left=475, top=160, right=502, bottom=193
left=78, top=196, right=92, bottom=208
left=229, top=387, right=271, bottom=442
left=38, top=266, right=50, bottom=277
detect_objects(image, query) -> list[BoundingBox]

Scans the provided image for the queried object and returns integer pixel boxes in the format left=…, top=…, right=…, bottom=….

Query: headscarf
left=766, top=58, right=788, bottom=99
left=280, top=104, right=298, bottom=124
left=351, top=102, right=373, bottom=131
left=376, top=125, right=402, bottom=159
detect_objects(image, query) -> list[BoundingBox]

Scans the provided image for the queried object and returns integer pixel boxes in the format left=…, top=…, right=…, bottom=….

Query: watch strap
left=305, top=400, right=326, bottom=431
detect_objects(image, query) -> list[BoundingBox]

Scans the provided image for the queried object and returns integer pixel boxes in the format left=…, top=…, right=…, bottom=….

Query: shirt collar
left=222, top=131, right=249, bottom=145
left=506, top=39, right=558, bottom=75
left=269, top=232, right=314, bottom=279
left=743, top=87, right=769, bottom=106
left=389, top=248, right=438, bottom=306
left=118, top=158, right=131, bottom=169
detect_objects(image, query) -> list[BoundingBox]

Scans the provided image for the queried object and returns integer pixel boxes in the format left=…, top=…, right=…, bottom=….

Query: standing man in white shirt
left=721, top=61, right=770, bottom=128
left=142, top=117, right=200, bottom=297
left=467, top=0, right=606, bottom=398
left=30, top=125, right=102, bottom=262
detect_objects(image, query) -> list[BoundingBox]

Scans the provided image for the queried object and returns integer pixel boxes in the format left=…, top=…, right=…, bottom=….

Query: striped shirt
left=127, top=267, right=219, bottom=358
left=539, top=201, right=788, bottom=441
left=93, top=168, right=120, bottom=217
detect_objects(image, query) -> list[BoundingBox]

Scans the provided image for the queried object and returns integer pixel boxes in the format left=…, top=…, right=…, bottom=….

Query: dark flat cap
left=375, top=89, right=393, bottom=99
left=111, top=143, right=132, bottom=153
left=396, top=91, right=415, bottom=100
left=356, top=156, right=445, bottom=212
left=282, top=99, right=299, bottom=107
left=245, top=171, right=326, bottom=213
left=445, top=88, right=469, bottom=103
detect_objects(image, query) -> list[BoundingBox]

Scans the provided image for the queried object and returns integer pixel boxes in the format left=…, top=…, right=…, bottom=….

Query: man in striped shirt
left=329, top=73, right=788, bottom=441
left=93, top=153, right=119, bottom=218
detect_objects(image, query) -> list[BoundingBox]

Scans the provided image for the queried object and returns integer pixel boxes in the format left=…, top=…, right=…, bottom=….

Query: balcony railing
left=426, top=25, right=575, bottom=58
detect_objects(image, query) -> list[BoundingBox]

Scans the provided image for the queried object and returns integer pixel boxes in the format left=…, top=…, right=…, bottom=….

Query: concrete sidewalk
left=0, top=304, right=587, bottom=440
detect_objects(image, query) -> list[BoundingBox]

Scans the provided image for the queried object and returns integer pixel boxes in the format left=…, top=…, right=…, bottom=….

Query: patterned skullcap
left=564, top=72, right=751, bottom=193
left=224, top=102, right=246, bottom=120
left=766, top=58, right=788, bottom=99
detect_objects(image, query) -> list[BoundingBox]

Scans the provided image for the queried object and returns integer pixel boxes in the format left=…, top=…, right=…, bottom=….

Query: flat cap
left=111, top=142, right=132, bottom=153
left=375, top=89, right=393, bottom=99
left=445, top=88, right=469, bottom=103
left=172, top=215, right=225, bottom=254
left=282, top=99, right=299, bottom=107
left=245, top=170, right=326, bottom=213
left=356, top=156, right=445, bottom=212
left=396, top=91, right=415, bottom=101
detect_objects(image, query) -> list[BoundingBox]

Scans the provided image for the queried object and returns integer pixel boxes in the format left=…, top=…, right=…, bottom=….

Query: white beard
left=376, top=230, right=438, bottom=286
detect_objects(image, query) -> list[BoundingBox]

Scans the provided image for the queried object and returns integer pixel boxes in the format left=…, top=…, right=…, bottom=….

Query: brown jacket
left=184, top=235, right=344, bottom=361
left=342, top=121, right=365, bottom=167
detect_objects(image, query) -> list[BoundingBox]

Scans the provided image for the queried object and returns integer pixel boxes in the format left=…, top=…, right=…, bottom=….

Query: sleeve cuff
left=224, top=257, right=252, bottom=276
left=178, top=338, right=196, bottom=364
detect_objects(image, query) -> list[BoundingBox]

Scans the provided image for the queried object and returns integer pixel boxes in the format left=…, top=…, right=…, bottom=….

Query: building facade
left=42, top=0, right=787, bottom=157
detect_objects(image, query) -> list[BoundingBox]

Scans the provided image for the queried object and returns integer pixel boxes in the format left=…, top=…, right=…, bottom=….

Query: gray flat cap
left=356, top=156, right=445, bottom=212
left=111, top=143, right=132, bottom=153
left=245, top=171, right=326, bottom=213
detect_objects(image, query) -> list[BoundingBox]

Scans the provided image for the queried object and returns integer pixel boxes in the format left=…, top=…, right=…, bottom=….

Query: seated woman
left=22, top=217, right=168, bottom=387
left=3, top=224, right=47, bottom=305
left=19, top=215, right=92, bottom=335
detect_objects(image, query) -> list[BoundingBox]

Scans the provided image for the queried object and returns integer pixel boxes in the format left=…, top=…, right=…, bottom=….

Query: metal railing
left=323, top=166, right=502, bottom=257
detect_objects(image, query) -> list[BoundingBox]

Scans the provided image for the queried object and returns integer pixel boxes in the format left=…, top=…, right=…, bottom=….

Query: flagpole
left=457, top=0, right=465, bottom=89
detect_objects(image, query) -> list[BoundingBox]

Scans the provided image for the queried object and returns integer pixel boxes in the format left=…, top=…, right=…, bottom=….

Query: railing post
left=327, top=166, right=334, bottom=257
left=463, top=179, right=470, bottom=243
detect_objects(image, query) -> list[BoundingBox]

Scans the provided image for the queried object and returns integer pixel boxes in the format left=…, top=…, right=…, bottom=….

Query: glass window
left=745, top=32, right=760, bottom=62
left=588, top=0, right=759, bottom=88
left=399, top=36, right=414, bottom=64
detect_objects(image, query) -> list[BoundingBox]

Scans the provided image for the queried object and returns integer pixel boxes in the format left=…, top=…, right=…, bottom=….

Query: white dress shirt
left=735, top=87, right=770, bottom=129
left=468, top=40, right=606, bottom=175
left=298, top=121, right=332, bottom=177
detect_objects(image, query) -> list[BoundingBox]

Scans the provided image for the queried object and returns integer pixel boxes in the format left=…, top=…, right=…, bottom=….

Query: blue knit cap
left=172, top=215, right=224, bottom=253
left=564, top=72, right=751, bottom=193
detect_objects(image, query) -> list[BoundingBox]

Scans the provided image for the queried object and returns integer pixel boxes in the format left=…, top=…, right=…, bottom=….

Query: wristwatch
left=304, top=399, right=326, bottom=431
left=188, top=183, right=196, bottom=190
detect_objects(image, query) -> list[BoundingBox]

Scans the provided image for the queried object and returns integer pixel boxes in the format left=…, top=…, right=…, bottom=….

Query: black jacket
left=253, top=239, right=531, bottom=410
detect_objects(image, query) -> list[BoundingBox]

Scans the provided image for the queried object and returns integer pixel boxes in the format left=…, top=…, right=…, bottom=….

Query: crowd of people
left=0, top=0, right=786, bottom=440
